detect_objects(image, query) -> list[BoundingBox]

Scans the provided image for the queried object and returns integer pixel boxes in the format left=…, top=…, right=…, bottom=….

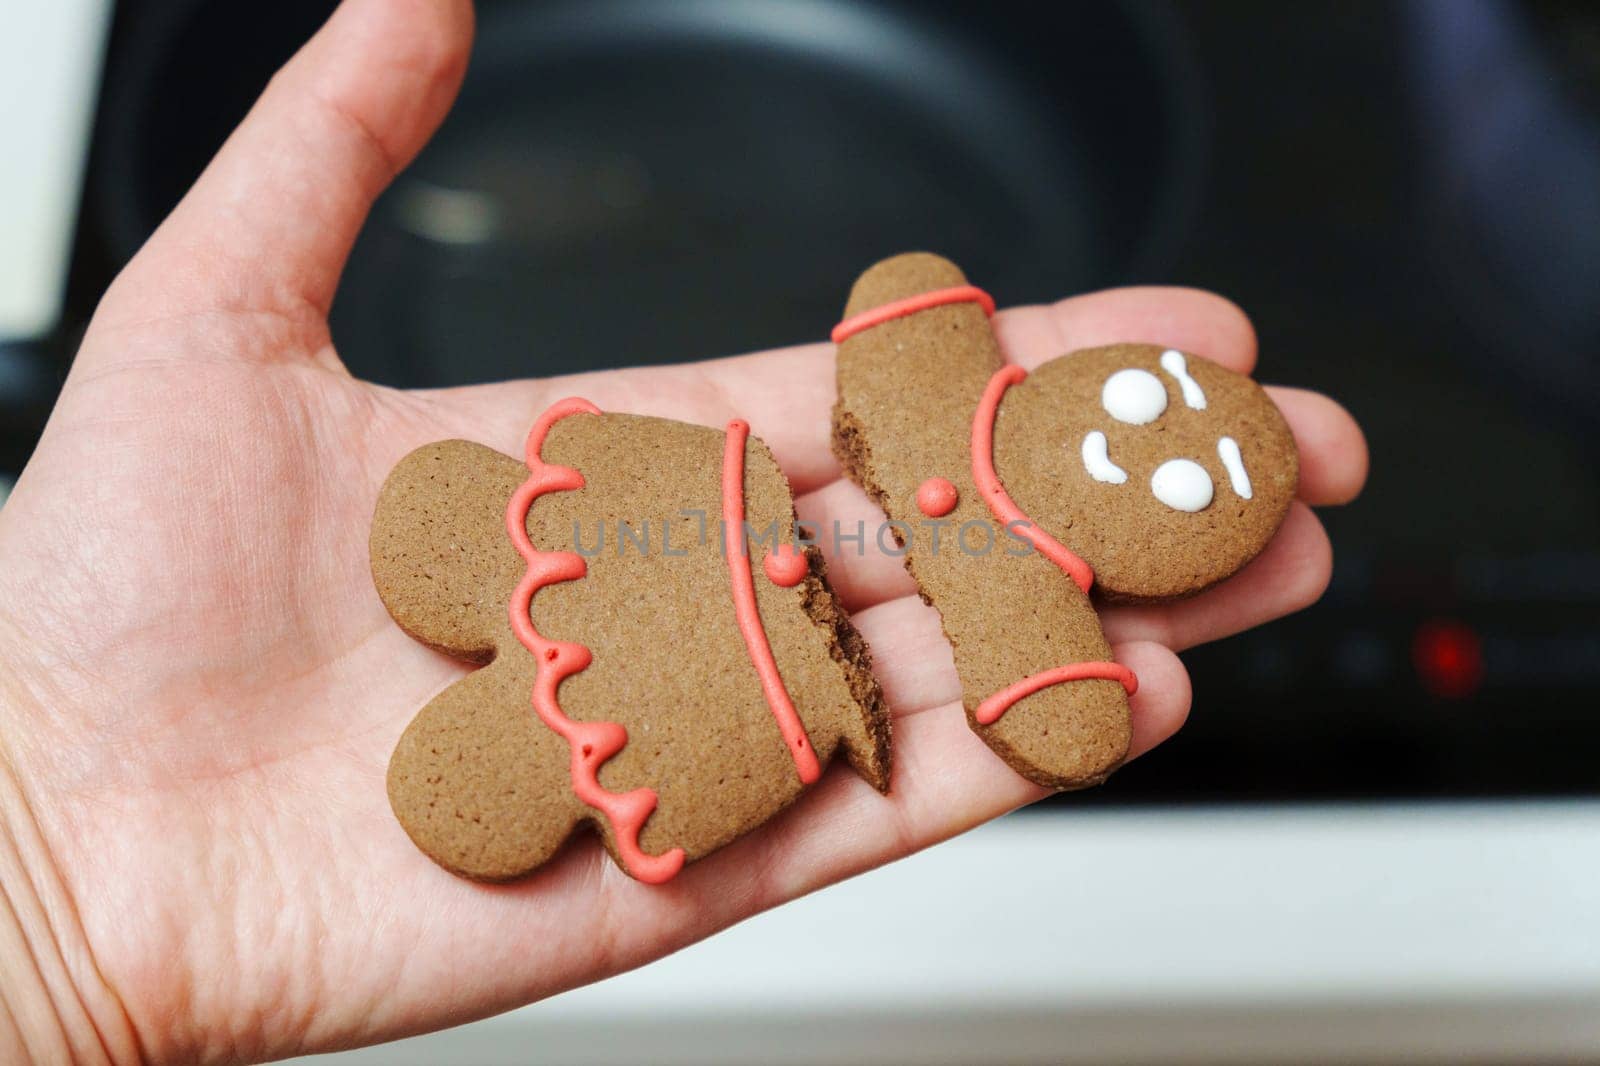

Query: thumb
left=95, top=0, right=473, bottom=345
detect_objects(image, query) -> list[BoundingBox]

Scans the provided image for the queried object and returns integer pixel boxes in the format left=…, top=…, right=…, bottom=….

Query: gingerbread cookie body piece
left=831, top=253, right=1295, bottom=788
left=372, top=404, right=889, bottom=883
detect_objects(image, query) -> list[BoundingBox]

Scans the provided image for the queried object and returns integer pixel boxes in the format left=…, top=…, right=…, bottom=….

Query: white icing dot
left=1080, top=430, right=1128, bottom=484
left=1217, top=436, right=1253, bottom=500
left=1159, top=349, right=1207, bottom=410
left=1101, top=368, right=1168, bottom=425
left=1150, top=458, right=1214, bottom=512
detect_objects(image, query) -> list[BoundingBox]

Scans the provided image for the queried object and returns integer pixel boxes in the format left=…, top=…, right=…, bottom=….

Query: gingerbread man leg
left=372, top=439, right=590, bottom=880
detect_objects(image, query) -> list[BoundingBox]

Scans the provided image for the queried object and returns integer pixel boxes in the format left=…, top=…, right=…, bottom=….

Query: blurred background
left=2, top=0, right=1598, bottom=1062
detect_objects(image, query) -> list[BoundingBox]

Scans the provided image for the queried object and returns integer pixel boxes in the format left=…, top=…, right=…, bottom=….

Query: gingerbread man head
left=991, top=342, right=1298, bottom=602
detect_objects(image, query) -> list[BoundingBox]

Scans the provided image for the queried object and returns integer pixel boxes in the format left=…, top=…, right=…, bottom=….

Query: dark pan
left=95, top=0, right=1204, bottom=385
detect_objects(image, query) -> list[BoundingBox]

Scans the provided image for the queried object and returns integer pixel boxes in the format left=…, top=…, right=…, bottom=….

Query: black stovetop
left=9, top=0, right=1598, bottom=802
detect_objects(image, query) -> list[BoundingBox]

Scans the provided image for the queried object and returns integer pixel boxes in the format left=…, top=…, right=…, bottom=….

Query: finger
left=817, top=488, right=1331, bottom=667
left=98, top=0, right=473, bottom=337
left=406, top=345, right=845, bottom=494
left=1266, top=386, right=1368, bottom=506
left=1122, top=640, right=1193, bottom=758
left=795, top=387, right=1357, bottom=615
left=1101, top=501, right=1333, bottom=652
left=997, top=286, right=1259, bottom=376
left=415, top=286, right=1261, bottom=495
left=847, top=595, right=955, bottom=714
left=682, top=637, right=1188, bottom=911
left=794, top=478, right=918, bottom=609
left=846, top=594, right=1189, bottom=756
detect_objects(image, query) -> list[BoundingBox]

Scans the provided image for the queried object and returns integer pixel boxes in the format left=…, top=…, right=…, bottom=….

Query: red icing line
left=763, top=542, right=808, bottom=588
left=507, top=397, right=685, bottom=884
left=967, top=364, right=1139, bottom=724
left=971, top=365, right=1096, bottom=594
left=723, top=419, right=822, bottom=784
left=916, top=476, right=959, bottom=518
left=830, top=284, right=996, bottom=344
left=975, top=663, right=1139, bottom=726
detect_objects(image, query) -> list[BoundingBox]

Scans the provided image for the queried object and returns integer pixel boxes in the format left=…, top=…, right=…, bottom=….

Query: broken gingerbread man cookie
left=832, top=252, right=1297, bottom=789
left=372, top=401, right=889, bottom=883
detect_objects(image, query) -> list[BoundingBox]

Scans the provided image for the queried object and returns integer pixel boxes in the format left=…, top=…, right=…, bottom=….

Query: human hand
left=0, top=0, right=1366, bottom=1061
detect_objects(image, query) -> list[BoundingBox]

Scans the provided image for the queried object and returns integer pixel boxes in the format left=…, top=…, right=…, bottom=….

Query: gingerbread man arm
left=370, top=440, right=526, bottom=662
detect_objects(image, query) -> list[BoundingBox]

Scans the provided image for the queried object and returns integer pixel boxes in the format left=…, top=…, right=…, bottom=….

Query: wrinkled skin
left=0, top=1, right=1366, bottom=1061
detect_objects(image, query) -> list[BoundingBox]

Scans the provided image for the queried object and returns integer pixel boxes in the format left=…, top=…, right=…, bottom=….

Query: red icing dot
left=917, top=476, right=959, bottom=517
left=763, top=542, right=808, bottom=587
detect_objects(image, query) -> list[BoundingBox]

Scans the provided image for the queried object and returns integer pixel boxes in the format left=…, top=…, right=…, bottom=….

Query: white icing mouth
left=1080, top=430, right=1129, bottom=484
left=1151, top=458, right=1214, bottom=512
left=1101, top=368, right=1168, bottom=425
left=1159, top=349, right=1207, bottom=410
left=1217, top=436, right=1252, bottom=499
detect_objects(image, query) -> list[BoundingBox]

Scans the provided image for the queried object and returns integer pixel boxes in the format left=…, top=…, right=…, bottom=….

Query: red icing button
left=916, top=476, right=959, bottom=518
left=763, top=542, right=808, bottom=587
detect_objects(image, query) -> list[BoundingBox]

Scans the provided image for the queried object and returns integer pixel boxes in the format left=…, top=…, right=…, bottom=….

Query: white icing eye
left=1217, top=436, right=1252, bottom=500
left=1101, top=369, right=1168, bottom=425
left=1159, top=349, right=1207, bottom=410
left=1150, top=458, right=1213, bottom=512
left=1080, top=430, right=1128, bottom=484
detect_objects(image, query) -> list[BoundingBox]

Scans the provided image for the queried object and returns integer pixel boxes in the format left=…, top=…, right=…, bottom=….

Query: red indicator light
left=1412, top=619, right=1485, bottom=699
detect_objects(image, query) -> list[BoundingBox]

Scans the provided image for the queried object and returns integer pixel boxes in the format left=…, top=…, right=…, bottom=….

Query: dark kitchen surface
left=11, top=0, right=1599, bottom=802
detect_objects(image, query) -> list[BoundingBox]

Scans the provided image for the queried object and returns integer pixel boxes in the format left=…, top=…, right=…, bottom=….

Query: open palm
left=0, top=2, right=1366, bottom=1062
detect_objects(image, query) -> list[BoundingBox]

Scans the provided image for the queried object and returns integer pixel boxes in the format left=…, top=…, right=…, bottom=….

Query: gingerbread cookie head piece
left=990, top=343, right=1297, bottom=602
left=832, top=252, right=1296, bottom=788
left=371, top=403, right=889, bottom=884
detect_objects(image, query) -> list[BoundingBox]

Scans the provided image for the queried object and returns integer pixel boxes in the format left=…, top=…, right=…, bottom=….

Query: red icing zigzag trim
left=506, top=396, right=685, bottom=884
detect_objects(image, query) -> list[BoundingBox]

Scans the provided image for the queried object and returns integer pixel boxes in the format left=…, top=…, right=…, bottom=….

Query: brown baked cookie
left=997, top=344, right=1298, bottom=602
left=372, top=400, right=889, bottom=883
left=831, top=253, right=1295, bottom=789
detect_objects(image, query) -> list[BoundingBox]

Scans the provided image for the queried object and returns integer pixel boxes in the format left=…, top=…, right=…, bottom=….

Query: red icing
left=967, top=364, right=1138, bottom=725
left=507, top=397, right=685, bottom=884
left=971, top=365, right=1096, bottom=594
left=723, top=419, right=822, bottom=784
left=763, top=542, right=808, bottom=587
left=916, top=476, right=959, bottom=518
left=975, top=663, right=1139, bottom=725
left=831, top=284, right=996, bottom=344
